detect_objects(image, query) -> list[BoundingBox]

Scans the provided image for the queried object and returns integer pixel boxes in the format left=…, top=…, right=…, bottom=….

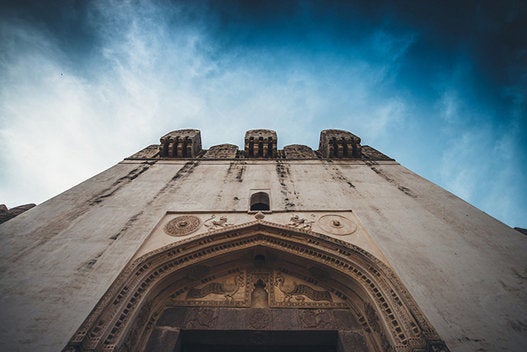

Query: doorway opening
left=179, top=330, right=338, bottom=352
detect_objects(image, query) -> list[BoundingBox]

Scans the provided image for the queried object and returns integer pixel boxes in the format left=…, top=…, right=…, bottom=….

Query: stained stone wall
left=0, top=129, right=526, bottom=352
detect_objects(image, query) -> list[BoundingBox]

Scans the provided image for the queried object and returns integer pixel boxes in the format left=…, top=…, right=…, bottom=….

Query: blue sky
left=0, top=0, right=526, bottom=228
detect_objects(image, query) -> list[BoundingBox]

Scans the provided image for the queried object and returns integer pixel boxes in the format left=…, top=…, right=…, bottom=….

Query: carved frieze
left=298, top=309, right=334, bottom=328
left=184, top=307, right=218, bottom=328
left=187, top=272, right=245, bottom=302
left=173, top=272, right=248, bottom=307
left=248, top=310, right=272, bottom=329
left=170, top=269, right=346, bottom=309
left=274, top=272, right=332, bottom=303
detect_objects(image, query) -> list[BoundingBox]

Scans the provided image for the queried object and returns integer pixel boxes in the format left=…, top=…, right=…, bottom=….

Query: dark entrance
left=180, top=330, right=338, bottom=352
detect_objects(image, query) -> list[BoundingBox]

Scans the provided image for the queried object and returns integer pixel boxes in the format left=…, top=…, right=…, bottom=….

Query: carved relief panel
left=135, top=210, right=389, bottom=266
left=171, top=271, right=248, bottom=307
left=169, top=269, right=347, bottom=309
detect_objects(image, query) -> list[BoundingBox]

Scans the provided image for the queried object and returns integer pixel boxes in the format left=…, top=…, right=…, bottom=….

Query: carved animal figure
left=288, top=215, right=313, bottom=230
left=187, top=272, right=244, bottom=301
left=274, top=273, right=332, bottom=302
left=204, top=215, right=231, bottom=230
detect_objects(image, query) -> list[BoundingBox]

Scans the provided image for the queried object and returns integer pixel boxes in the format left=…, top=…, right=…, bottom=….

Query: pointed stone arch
left=64, top=221, right=448, bottom=352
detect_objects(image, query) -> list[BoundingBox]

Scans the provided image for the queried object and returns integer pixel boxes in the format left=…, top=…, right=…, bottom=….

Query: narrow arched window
left=250, top=192, right=270, bottom=211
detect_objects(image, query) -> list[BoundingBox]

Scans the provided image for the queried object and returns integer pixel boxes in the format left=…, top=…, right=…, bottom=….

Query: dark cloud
left=1, top=0, right=100, bottom=73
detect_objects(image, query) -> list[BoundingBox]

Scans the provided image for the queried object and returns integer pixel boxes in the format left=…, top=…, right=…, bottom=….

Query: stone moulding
left=63, top=220, right=449, bottom=352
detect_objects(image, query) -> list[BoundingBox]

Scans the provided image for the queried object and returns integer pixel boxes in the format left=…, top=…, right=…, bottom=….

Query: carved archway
left=64, top=220, right=448, bottom=352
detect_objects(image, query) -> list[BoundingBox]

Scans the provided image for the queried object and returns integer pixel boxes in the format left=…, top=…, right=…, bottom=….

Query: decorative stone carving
left=287, top=214, right=314, bottom=230
left=248, top=310, right=272, bottom=329
left=204, top=144, right=239, bottom=158
left=64, top=222, right=448, bottom=352
left=172, top=271, right=248, bottom=306
left=204, top=215, right=232, bottom=230
left=164, top=215, right=201, bottom=236
left=274, top=272, right=332, bottom=303
left=283, top=144, right=317, bottom=159
left=318, top=129, right=362, bottom=158
left=365, top=303, right=380, bottom=333
left=184, top=307, right=218, bottom=328
left=298, top=309, right=333, bottom=328
left=244, top=129, right=277, bottom=158
left=317, top=214, right=357, bottom=236
left=187, top=272, right=244, bottom=302
left=341, top=331, right=369, bottom=352
left=159, top=129, right=202, bottom=158
left=254, top=211, right=265, bottom=220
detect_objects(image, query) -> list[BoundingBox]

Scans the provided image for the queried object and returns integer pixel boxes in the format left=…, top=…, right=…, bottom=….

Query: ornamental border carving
left=64, top=220, right=447, bottom=352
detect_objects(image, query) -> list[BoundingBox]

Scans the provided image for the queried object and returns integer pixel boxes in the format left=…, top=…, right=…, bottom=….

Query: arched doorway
left=64, top=221, right=448, bottom=352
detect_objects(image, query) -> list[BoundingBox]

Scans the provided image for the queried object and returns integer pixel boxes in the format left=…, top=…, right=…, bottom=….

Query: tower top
left=129, top=128, right=393, bottom=161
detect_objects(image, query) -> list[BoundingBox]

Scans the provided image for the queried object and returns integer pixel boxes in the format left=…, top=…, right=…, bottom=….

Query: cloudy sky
left=1, top=0, right=526, bottom=228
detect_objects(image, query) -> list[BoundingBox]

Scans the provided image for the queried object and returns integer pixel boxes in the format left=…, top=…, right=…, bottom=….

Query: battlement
left=127, top=129, right=393, bottom=161
left=318, top=129, right=362, bottom=158
left=159, top=129, right=202, bottom=158
left=244, top=129, right=278, bottom=158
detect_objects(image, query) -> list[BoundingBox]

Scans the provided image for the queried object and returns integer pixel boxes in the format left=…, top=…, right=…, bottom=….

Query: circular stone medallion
left=164, top=215, right=201, bottom=237
left=317, top=215, right=357, bottom=236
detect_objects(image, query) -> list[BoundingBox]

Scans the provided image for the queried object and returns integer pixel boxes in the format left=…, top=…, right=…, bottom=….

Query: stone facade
left=0, top=129, right=526, bottom=352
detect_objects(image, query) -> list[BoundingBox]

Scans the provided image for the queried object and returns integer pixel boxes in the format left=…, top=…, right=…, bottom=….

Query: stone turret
left=318, top=129, right=362, bottom=158
left=159, top=129, right=202, bottom=158
left=244, top=129, right=277, bottom=158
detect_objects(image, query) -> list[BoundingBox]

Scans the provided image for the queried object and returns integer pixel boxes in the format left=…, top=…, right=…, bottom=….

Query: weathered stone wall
left=1, top=147, right=526, bottom=351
